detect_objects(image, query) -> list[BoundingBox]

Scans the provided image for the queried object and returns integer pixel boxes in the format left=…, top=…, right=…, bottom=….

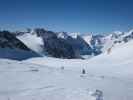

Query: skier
left=107, top=45, right=114, bottom=54
left=107, top=47, right=111, bottom=54
left=82, top=68, right=86, bottom=74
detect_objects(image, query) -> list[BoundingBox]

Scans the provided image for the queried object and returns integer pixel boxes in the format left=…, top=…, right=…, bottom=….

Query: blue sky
left=0, top=0, right=133, bottom=34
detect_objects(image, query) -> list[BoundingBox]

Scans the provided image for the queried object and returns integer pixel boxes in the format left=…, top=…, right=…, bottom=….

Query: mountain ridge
left=1, top=28, right=133, bottom=59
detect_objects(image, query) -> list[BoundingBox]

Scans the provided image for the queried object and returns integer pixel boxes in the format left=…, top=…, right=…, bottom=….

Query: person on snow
left=82, top=68, right=86, bottom=74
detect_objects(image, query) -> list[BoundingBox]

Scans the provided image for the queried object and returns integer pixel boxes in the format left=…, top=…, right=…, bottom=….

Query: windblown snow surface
left=0, top=59, right=99, bottom=100
left=0, top=40, right=133, bottom=100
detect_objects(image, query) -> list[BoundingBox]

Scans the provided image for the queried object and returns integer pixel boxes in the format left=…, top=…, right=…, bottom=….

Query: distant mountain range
left=82, top=29, right=133, bottom=54
left=0, top=28, right=133, bottom=60
left=16, top=28, right=94, bottom=59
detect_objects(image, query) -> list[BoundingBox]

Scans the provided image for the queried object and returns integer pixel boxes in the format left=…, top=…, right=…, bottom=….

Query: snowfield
left=0, top=40, right=133, bottom=100
left=25, top=40, right=133, bottom=100
left=0, top=59, right=99, bottom=100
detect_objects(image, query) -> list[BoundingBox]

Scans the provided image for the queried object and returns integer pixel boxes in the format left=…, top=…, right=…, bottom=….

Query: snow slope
left=17, top=33, right=44, bottom=55
left=25, top=40, right=133, bottom=100
left=68, top=32, right=80, bottom=39
left=0, top=59, right=99, bottom=100
left=82, top=34, right=92, bottom=45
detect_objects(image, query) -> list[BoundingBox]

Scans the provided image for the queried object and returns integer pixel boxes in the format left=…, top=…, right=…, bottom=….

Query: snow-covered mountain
left=82, top=34, right=92, bottom=45
left=68, top=32, right=80, bottom=39
left=57, top=32, right=93, bottom=56
left=16, top=29, right=93, bottom=59
left=0, top=31, right=39, bottom=60
left=2, top=28, right=133, bottom=60
left=0, top=31, right=30, bottom=51
left=57, top=32, right=69, bottom=39
left=82, top=34, right=104, bottom=55
left=101, top=29, right=133, bottom=53
left=17, top=32, right=45, bottom=55
left=17, top=29, right=77, bottom=59
left=82, top=29, right=133, bottom=54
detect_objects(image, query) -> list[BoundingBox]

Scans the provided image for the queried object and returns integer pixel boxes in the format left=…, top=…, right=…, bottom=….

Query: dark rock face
left=67, top=35, right=93, bottom=55
left=57, top=32, right=93, bottom=56
left=34, top=28, right=77, bottom=58
left=0, top=31, right=30, bottom=51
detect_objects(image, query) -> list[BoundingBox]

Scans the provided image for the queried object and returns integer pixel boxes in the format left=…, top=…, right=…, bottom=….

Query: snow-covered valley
left=0, top=29, right=133, bottom=100
left=0, top=38, right=133, bottom=100
left=0, top=59, right=101, bottom=100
